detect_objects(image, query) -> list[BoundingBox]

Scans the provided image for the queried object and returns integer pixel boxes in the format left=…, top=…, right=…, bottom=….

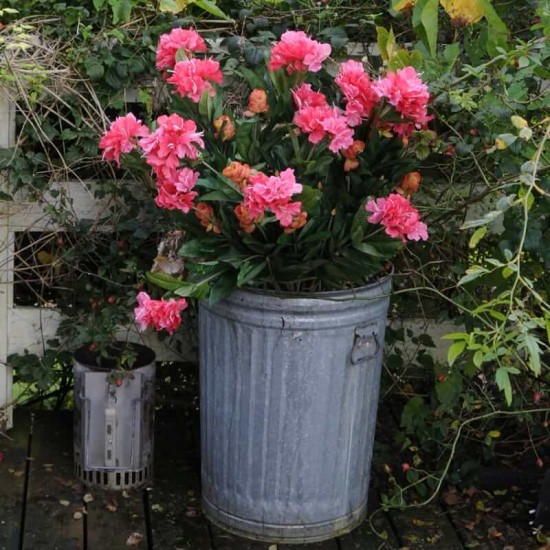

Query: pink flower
left=156, top=28, right=207, bottom=71
left=374, top=67, right=431, bottom=126
left=269, top=31, right=331, bottom=74
left=154, top=167, right=200, bottom=213
left=294, top=105, right=354, bottom=152
left=244, top=168, right=303, bottom=227
left=166, top=59, right=223, bottom=102
left=99, top=113, right=149, bottom=167
left=366, top=193, right=428, bottom=242
left=139, top=114, right=204, bottom=170
left=336, top=60, right=380, bottom=126
left=292, top=83, right=328, bottom=109
left=134, top=291, right=188, bottom=335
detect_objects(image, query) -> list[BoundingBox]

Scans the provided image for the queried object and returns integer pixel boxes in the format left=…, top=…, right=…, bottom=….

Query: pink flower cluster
left=138, top=114, right=204, bottom=214
left=134, top=291, right=188, bottom=335
left=244, top=168, right=303, bottom=227
left=155, top=28, right=207, bottom=70
left=139, top=114, right=204, bottom=172
left=365, top=193, right=428, bottom=242
left=292, top=84, right=354, bottom=153
left=166, top=58, right=223, bottom=103
left=336, top=60, right=380, bottom=126
left=269, top=30, right=332, bottom=74
left=373, top=67, right=431, bottom=135
left=99, top=113, right=149, bottom=167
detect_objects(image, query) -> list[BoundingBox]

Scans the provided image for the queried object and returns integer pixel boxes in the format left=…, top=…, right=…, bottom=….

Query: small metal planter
left=199, top=276, right=392, bottom=543
left=73, top=343, right=156, bottom=490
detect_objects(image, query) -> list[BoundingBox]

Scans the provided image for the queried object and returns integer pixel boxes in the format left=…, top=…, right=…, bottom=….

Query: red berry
left=89, top=343, right=97, bottom=352
left=107, top=296, right=117, bottom=304
left=536, top=458, right=544, bottom=468
left=469, top=128, right=479, bottom=137
left=445, top=145, right=455, bottom=156
left=402, top=463, right=411, bottom=472
left=533, top=391, right=542, bottom=404
left=437, top=374, right=446, bottom=383
left=56, top=237, right=65, bottom=247
left=115, top=379, right=123, bottom=387
left=117, top=240, right=126, bottom=251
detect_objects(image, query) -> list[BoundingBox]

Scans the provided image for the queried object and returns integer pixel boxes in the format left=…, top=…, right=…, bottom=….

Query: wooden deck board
left=1, top=410, right=541, bottom=549
left=23, top=412, right=83, bottom=549
left=0, top=411, right=29, bottom=550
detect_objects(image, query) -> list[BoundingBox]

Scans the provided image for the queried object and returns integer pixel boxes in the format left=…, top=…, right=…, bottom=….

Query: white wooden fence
left=0, top=97, right=193, bottom=430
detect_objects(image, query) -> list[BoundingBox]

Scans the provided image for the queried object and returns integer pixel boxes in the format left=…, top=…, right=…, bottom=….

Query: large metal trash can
left=199, top=276, right=391, bottom=543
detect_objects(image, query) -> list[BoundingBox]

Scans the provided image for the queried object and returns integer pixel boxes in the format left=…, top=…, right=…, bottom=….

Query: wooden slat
left=209, top=523, right=272, bottom=550
left=338, top=491, right=400, bottom=550
left=23, top=411, right=83, bottom=549
left=148, top=414, right=211, bottom=550
left=387, top=502, right=464, bottom=549
left=0, top=410, right=29, bottom=550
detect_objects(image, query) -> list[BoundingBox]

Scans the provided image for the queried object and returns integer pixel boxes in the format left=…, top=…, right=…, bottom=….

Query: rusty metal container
left=73, top=343, right=156, bottom=490
left=199, top=276, right=391, bottom=543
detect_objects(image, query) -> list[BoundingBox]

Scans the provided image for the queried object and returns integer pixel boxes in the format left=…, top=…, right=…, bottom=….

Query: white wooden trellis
left=0, top=98, right=194, bottom=431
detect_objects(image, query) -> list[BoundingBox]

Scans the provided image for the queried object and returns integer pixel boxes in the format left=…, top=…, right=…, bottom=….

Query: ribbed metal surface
left=73, top=343, right=156, bottom=490
left=199, top=277, right=391, bottom=543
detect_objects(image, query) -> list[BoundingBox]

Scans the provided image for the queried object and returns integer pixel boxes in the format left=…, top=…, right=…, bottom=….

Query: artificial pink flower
left=336, top=60, right=380, bottom=126
left=139, top=114, right=204, bottom=171
left=294, top=105, right=354, bottom=152
left=374, top=67, right=431, bottom=126
left=244, top=168, right=303, bottom=227
left=292, top=83, right=328, bottom=110
left=156, top=28, right=207, bottom=71
left=166, top=58, right=223, bottom=102
left=269, top=30, right=331, bottom=74
left=99, top=113, right=149, bottom=167
left=154, top=167, right=200, bottom=213
left=134, top=291, right=188, bottom=335
left=365, top=193, right=428, bottom=242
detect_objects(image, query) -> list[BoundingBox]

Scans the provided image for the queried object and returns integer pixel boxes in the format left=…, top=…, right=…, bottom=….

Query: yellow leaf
left=495, top=138, right=507, bottom=150
left=393, top=0, right=416, bottom=11
left=440, top=0, right=485, bottom=25
left=511, top=115, right=528, bottom=129
left=488, top=430, right=501, bottom=438
left=36, top=251, right=55, bottom=265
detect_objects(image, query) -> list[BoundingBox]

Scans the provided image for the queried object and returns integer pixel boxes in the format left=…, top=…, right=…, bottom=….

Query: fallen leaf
left=488, top=527, right=503, bottom=538
left=105, top=499, right=118, bottom=512
left=412, top=518, right=434, bottom=527
left=122, top=490, right=130, bottom=499
left=13, top=470, right=24, bottom=477
left=185, top=507, right=200, bottom=518
left=268, top=545, right=277, bottom=550
left=151, top=503, right=163, bottom=512
left=42, top=463, right=54, bottom=468
left=59, top=500, right=70, bottom=507
left=442, top=489, right=462, bottom=506
left=126, top=532, right=144, bottom=546
left=73, top=511, right=83, bottom=520
left=83, top=493, right=94, bottom=503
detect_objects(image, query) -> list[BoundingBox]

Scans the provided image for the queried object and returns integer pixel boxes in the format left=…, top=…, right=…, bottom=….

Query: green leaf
left=521, top=334, right=541, bottom=376
left=109, top=0, right=132, bottom=24
left=469, top=226, right=487, bottom=249
left=93, top=0, right=106, bottom=9
left=192, top=0, right=231, bottom=20
left=441, top=332, right=469, bottom=340
left=495, top=367, right=513, bottom=405
left=376, top=26, right=397, bottom=63
left=209, top=270, right=237, bottom=305
left=476, top=0, right=508, bottom=55
left=158, top=0, right=179, bottom=12
left=179, top=239, right=221, bottom=258
left=458, top=267, right=490, bottom=286
left=447, top=341, right=466, bottom=367
left=296, top=185, right=322, bottom=213
left=352, top=243, right=387, bottom=257
left=146, top=271, right=184, bottom=292
left=237, top=260, right=267, bottom=287
left=412, top=0, right=439, bottom=57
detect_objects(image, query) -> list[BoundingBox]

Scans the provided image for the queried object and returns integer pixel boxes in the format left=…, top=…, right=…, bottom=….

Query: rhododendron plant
left=99, top=27, right=433, bottom=314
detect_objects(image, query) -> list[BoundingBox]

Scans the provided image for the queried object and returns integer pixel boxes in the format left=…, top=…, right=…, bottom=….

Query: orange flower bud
left=283, top=211, right=308, bottom=235
left=247, top=89, right=269, bottom=114
left=234, top=203, right=261, bottom=234
left=343, top=140, right=366, bottom=172
left=213, top=115, right=235, bottom=142
left=398, top=171, right=422, bottom=195
left=223, top=161, right=252, bottom=191
left=195, top=202, right=221, bottom=234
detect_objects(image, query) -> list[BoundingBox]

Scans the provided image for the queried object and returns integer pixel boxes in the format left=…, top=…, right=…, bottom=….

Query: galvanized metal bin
left=73, top=343, right=156, bottom=490
left=199, top=276, right=392, bottom=543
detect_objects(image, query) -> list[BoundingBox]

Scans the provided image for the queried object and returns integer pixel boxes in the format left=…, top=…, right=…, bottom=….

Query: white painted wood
left=0, top=95, right=15, bottom=429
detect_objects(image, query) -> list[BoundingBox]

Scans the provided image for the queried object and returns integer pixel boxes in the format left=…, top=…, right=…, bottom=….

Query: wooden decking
left=0, top=409, right=541, bottom=550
